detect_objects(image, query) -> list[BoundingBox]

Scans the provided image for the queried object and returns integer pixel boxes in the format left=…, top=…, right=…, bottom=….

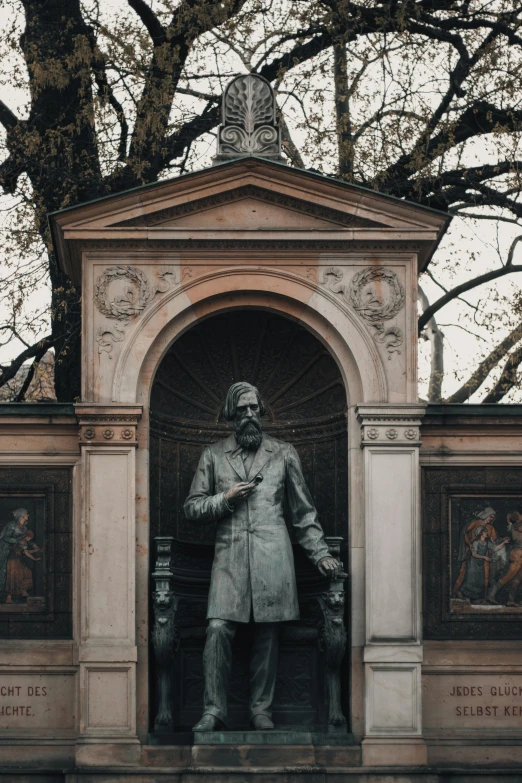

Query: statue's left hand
left=318, top=556, right=340, bottom=579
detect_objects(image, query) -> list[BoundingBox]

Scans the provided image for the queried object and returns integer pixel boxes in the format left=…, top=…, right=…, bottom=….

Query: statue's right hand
left=226, top=481, right=256, bottom=502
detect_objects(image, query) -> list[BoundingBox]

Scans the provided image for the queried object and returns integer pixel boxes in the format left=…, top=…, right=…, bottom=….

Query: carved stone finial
left=213, top=74, right=285, bottom=164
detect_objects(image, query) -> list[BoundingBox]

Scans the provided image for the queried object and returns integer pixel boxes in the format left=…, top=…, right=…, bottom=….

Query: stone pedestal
left=356, top=405, right=426, bottom=767
left=75, top=405, right=142, bottom=766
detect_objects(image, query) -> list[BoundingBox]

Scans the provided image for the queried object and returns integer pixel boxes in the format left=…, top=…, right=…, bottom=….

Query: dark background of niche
left=0, top=468, right=72, bottom=639
left=149, top=310, right=349, bottom=732
left=423, top=466, right=522, bottom=639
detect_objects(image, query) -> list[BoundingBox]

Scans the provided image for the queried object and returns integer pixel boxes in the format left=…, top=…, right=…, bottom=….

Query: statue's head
left=223, top=381, right=266, bottom=450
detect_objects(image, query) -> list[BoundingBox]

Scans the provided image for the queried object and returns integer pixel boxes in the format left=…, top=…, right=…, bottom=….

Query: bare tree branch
left=279, top=113, right=305, bottom=168
left=14, top=352, right=43, bottom=402
left=419, top=285, right=444, bottom=402
left=0, top=337, right=53, bottom=388
left=0, top=99, right=20, bottom=132
left=92, top=55, right=129, bottom=162
left=447, top=321, right=522, bottom=403
left=418, top=254, right=522, bottom=334
left=126, top=0, right=165, bottom=43
left=482, top=344, right=522, bottom=403
left=382, top=102, right=522, bottom=196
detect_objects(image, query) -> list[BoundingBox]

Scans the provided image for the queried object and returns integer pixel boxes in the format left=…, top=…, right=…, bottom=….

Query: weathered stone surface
left=0, top=671, right=75, bottom=731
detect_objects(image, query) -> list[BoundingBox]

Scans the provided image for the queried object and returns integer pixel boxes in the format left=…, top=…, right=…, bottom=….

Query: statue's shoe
left=251, top=714, right=274, bottom=730
left=192, top=714, right=226, bottom=731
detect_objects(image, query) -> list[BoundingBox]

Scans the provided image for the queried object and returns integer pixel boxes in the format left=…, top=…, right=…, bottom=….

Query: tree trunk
left=419, top=286, right=444, bottom=402
left=333, top=41, right=353, bottom=180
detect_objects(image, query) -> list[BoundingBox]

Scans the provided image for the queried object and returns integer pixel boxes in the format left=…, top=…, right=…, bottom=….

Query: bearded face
left=234, top=390, right=263, bottom=450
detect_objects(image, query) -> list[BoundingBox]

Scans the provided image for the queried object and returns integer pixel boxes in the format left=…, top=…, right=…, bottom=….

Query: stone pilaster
left=75, top=404, right=142, bottom=766
left=356, top=404, right=426, bottom=766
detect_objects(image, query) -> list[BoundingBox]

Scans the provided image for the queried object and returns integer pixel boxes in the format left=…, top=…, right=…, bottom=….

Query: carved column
left=75, top=404, right=142, bottom=765
left=356, top=404, right=426, bottom=767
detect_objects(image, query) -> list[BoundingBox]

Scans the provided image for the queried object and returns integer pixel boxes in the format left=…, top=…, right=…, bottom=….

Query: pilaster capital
left=355, top=404, right=426, bottom=447
left=75, top=404, right=143, bottom=446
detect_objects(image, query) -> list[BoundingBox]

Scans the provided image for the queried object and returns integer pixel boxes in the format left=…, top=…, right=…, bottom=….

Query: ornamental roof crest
left=213, top=74, right=285, bottom=164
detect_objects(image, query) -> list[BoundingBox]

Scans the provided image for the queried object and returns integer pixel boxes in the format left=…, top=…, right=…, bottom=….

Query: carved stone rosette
left=213, top=74, right=285, bottom=164
left=356, top=405, right=425, bottom=447
left=152, top=536, right=179, bottom=730
left=317, top=536, right=348, bottom=732
left=76, top=405, right=142, bottom=445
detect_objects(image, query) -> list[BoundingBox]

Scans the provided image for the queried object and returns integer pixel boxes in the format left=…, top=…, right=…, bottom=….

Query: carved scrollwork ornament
left=405, top=427, right=417, bottom=440
left=102, top=428, right=114, bottom=440
left=83, top=428, right=95, bottom=440
left=386, top=428, right=398, bottom=440
left=214, top=74, right=285, bottom=163
left=121, top=427, right=133, bottom=440
left=366, top=427, right=379, bottom=440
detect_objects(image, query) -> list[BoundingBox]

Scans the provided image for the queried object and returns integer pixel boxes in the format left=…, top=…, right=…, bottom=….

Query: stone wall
left=0, top=404, right=521, bottom=779
left=421, top=405, right=522, bottom=767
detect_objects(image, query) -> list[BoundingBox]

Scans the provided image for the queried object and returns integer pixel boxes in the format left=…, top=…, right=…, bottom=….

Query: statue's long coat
left=184, top=433, right=330, bottom=623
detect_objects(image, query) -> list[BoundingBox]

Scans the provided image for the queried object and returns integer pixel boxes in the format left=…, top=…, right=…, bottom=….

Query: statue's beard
left=235, top=418, right=263, bottom=450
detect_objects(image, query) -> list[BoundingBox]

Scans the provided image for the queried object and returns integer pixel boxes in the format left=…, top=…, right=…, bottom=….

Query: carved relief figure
left=184, top=381, right=339, bottom=731
left=0, top=508, right=41, bottom=604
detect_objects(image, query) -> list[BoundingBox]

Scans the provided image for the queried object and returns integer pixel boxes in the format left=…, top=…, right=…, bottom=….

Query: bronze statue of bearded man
left=184, top=381, right=339, bottom=731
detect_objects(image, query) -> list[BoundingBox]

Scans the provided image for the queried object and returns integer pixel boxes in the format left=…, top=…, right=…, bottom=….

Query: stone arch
left=112, top=267, right=388, bottom=406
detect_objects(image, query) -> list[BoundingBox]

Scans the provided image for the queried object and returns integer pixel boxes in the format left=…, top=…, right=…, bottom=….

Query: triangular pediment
left=49, top=158, right=450, bottom=282
left=112, top=185, right=380, bottom=230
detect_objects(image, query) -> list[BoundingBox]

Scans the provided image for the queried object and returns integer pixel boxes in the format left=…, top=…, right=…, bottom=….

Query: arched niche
left=147, top=308, right=349, bottom=732
left=119, top=269, right=389, bottom=407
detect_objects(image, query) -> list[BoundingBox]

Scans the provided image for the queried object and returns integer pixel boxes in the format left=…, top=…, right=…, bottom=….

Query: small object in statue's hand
left=253, top=474, right=263, bottom=484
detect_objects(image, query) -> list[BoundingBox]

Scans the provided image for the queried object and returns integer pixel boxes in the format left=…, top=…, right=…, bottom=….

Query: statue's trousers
left=203, top=619, right=279, bottom=722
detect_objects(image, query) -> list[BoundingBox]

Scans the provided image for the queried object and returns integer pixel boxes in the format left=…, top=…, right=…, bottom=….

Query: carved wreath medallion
left=95, top=265, right=152, bottom=320
left=349, top=267, right=405, bottom=323
left=321, top=266, right=405, bottom=358
left=94, top=265, right=177, bottom=357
